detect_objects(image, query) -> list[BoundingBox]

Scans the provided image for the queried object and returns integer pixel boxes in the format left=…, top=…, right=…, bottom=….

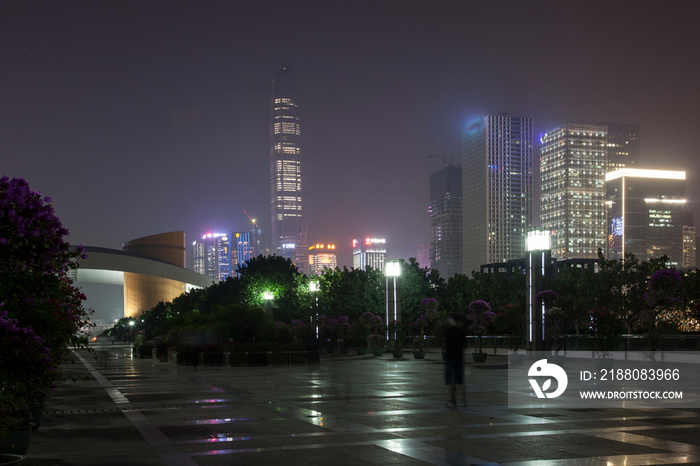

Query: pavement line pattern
left=73, top=350, right=199, bottom=465
left=45, top=346, right=700, bottom=466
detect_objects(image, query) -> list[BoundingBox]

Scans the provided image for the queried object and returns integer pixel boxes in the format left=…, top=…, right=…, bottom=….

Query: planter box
left=268, top=352, right=289, bottom=366
left=227, top=352, right=248, bottom=367
left=288, top=351, right=307, bottom=365
left=200, top=352, right=223, bottom=366
left=306, top=350, right=320, bottom=365
left=247, top=351, right=268, bottom=366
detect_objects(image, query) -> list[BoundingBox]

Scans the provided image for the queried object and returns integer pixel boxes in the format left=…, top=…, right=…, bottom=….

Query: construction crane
left=427, top=149, right=458, bottom=167
left=243, top=211, right=257, bottom=225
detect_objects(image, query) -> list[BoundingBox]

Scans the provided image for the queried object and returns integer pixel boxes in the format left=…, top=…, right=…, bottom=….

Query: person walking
left=443, top=317, right=467, bottom=407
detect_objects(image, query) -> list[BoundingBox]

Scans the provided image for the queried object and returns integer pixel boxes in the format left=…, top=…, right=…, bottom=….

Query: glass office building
left=270, top=60, right=305, bottom=258
left=462, top=115, right=533, bottom=274
left=428, top=163, right=462, bottom=279
left=352, top=238, right=386, bottom=272
left=606, top=169, right=685, bottom=266
left=541, top=124, right=607, bottom=260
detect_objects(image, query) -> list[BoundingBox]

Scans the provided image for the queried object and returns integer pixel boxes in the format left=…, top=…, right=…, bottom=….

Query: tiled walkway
left=23, top=344, right=700, bottom=465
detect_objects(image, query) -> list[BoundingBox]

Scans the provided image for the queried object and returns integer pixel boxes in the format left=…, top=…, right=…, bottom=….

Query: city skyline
left=2, top=1, right=699, bottom=272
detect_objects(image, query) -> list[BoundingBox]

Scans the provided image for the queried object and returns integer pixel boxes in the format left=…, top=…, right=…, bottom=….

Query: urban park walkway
left=21, top=344, right=700, bottom=465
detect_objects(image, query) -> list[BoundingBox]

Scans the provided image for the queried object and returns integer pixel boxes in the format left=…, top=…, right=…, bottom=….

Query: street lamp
left=526, top=230, right=552, bottom=352
left=309, top=281, right=319, bottom=340
left=128, top=320, right=135, bottom=343
left=385, top=261, right=401, bottom=342
left=263, top=291, right=274, bottom=318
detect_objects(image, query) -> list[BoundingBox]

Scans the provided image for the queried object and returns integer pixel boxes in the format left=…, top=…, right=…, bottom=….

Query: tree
left=398, top=258, right=444, bottom=324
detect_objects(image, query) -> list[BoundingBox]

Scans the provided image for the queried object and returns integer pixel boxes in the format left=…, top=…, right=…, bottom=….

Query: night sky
left=3, top=1, right=699, bottom=272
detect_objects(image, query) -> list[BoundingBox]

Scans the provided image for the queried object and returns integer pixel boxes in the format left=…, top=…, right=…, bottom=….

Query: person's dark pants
left=139, top=346, right=145, bottom=359
left=444, top=358, right=464, bottom=385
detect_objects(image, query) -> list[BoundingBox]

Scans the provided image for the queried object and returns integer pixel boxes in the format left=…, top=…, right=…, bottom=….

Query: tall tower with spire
left=269, top=60, right=306, bottom=268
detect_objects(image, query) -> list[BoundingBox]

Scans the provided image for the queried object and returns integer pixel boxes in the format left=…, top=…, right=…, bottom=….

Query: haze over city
left=3, top=0, right=699, bottom=272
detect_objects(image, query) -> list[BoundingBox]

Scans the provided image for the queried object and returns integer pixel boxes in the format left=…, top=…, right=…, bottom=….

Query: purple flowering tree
left=0, top=309, right=58, bottom=437
left=467, top=300, right=496, bottom=354
left=0, top=176, right=94, bottom=417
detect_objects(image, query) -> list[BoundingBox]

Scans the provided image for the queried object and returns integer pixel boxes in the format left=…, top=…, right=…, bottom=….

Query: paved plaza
left=21, top=345, right=700, bottom=465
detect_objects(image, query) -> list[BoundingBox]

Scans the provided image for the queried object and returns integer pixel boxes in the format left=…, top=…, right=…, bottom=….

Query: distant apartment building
left=308, top=243, right=338, bottom=275
left=462, top=115, right=533, bottom=274
left=606, top=169, right=685, bottom=266
left=428, top=163, right=462, bottom=279
left=352, top=237, right=386, bottom=272
left=541, top=124, right=607, bottom=260
left=192, top=233, right=230, bottom=281
left=231, top=231, right=255, bottom=277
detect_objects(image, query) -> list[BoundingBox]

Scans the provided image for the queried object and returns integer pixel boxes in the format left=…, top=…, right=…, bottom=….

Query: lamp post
left=128, top=320, right=135, bottom=344
left=385, top=261, right=401, bottom=342
left=309, top=281, right=319, bottom=341
left=263, top=291, right=274, bottom=318
left=526, top=230, right=552, bottom=352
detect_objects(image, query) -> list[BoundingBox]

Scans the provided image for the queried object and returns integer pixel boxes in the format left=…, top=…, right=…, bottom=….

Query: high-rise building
left=462, top=115, right=533, bottom=274
left=269, top=60, right=305, bottom=261
left=192, top=233, right=230, bottom=281
left=352, top=237, right=386, bottom=272
left=606, top=169, right=685, bottom=266
left=428, top=163, right=462, bottom=279
left=683, top=225, right=696, bottom=268
left=598, top=122, right=640, bottom=171
left=231, top=231, right=255, bottom=277
left=416, top=244, right=429, bottom=270
left=541, top=124, right=607, bottom=260
left=308, top=243, right=338, bottom=276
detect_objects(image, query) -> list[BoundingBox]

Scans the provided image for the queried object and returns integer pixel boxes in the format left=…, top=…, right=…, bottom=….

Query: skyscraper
left=541, top=124, right=607, bottom=260
left=598, top=122, right=640, bottom=171
left=462, top=115, right=533, bottom=274
left=308, top=243, right=338, bottom=276
left=352, top=237, right=387, bottom=272
left=269, top=60, right=305, bottom=261
left=428, top=163, right=462, bottom=279
left=192, top=233, right=230, bottom=281
left=606, top=169, right=685, bottom=266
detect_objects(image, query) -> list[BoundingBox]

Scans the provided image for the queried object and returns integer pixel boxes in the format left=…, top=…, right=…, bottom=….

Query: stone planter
left=326, top=347, right=335, bottom=354
left=356, top=348, right=367, bottom=356
left=288, top=351, right=307, bottom=365
left=472, top=352, right=487, bottom=363
left=339, top=347, right=349, bottom=354
left=0, top=424, right=32, bottom=455
left=227, top=352, right=247, bottom=367
left=413, top=350, right=426, bottom=359
left=372, top=349, right=384, bottom=356
left=593, top=357, right=614, bottom=371
left=0, top=454, right=25, bottom=465
left=392, top=349, right=404, bottom=358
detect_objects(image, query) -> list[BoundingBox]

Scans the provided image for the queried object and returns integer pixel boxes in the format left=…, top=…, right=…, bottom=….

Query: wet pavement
left=22, top=344, right=700, bottom=465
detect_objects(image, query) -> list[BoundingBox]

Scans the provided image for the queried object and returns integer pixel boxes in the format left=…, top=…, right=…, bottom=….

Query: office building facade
left=683, top=225, right=696, bottom=268
left=352, top=237, right=386, bottom=272
left=541, top=124, right=607, bottom=260
left=270, top=60, right=305, bottom=260
left=192, top=233, right=230, bottom=281
left=428, top=163, right=462, bottom=279
left=308, top=243, right=338, bottom=276
left=462, top=115, right=533, bottom=274
left=606, top=169, right=685, bottom=266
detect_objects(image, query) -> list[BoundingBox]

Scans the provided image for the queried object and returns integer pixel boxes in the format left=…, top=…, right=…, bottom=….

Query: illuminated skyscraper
left=428, top=163, right=462, bottom=279
left=270, top=60, right=305, bottom=260
left=352, top=238, right=386, bottom=272
left=462, top=115, right=533, bottom=274
left=541, top=124, right=607, bottom=260
left=192, top=233, right=230, bottom=281
left=606, top=169, right=685, bottom=266
left=308, top=243, right=338, bottom=276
